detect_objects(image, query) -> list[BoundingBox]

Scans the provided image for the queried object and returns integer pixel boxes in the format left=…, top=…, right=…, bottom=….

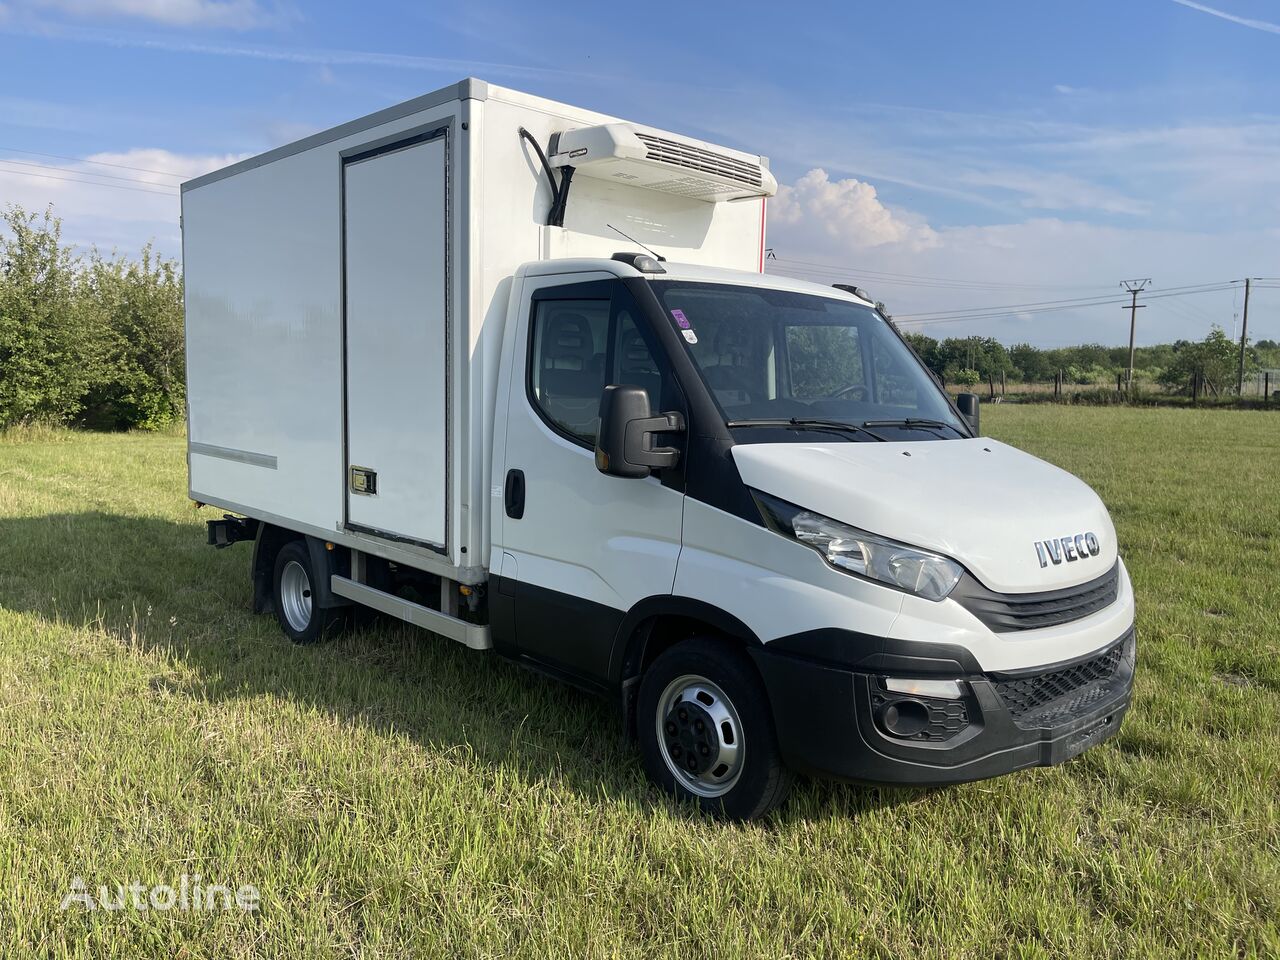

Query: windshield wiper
left=860, top=417, right=961, bottom=438
left=727, top=417, right=888, bottom=442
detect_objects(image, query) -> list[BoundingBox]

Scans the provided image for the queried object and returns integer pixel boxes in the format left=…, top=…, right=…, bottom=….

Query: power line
left=0, top=156, right=179, bottom=189
left=0, top=145, right=186, bottom=179
left=0, top=164, right=178, bottom=197
left=1161, top=297, right=1217, bottom=329
left=896, top=282, right=1240, bottom=323
left=770, top=255, right=1111, bottom=290
left=770, top=265, right=1089, bottom=294
left=898, top=291, right=1138, bottom=319
left=897, top=284, right=1241, bottom=327
left=767, top=256, right=1113, bottom=292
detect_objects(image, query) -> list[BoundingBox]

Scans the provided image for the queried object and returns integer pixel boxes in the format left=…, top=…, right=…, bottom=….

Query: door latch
left=349, top=465, right=378, bottom=495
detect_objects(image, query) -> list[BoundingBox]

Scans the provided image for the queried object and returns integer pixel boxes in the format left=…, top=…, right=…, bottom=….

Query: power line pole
left=1237, top=277, right=1252, bottom=395
left=1121, top=279, right=1151, bottom=389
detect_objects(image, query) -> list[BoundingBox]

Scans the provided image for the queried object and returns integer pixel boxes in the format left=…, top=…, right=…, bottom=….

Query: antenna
left=606, top=223, right=666, bottom=262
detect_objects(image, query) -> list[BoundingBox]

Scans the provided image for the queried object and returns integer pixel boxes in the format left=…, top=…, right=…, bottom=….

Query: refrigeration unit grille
left=634, top=133, right=763, bottom=189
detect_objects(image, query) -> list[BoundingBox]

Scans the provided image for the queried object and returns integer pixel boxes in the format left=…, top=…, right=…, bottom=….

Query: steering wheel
left=829, top=383, right=869, bottom=401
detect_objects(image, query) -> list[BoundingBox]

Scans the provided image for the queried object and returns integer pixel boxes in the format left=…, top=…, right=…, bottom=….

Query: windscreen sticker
left=670, top=308, right=692, bottom=329
left=682, top=329, right=698, bottom=344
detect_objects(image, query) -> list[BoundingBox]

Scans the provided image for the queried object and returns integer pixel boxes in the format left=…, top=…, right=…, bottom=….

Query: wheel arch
left=610, top=596, right=764, bottom=738
left=251, top=524, right=350, bottom=614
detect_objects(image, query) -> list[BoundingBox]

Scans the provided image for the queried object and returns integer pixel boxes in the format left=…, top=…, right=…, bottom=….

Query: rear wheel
left=638, top=637, right=793, bottom=820
left=272, top=541, right=344, bottom=644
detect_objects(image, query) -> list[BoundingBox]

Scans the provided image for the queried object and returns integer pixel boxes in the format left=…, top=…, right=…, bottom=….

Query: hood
left=730, top=438, right=1117, bottom=594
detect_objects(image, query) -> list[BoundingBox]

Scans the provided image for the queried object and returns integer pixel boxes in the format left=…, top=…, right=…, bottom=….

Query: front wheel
left=638, top=638, right=794, bottom=820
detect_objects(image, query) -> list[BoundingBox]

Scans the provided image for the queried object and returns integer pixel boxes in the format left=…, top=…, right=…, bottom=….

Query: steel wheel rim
left=655, top=673, right=745, bottom=798
left=280, top=559, right=313, bottom=633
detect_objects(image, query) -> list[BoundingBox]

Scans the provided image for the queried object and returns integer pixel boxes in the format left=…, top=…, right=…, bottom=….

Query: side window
left=529, top=295, right=680, bottom=446
left=529, top=299, right=610, bottom=444
left=613, top=310, right=668, bottom=415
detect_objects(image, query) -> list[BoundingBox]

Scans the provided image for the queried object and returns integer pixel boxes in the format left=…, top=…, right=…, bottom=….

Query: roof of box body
left=182, top=78, right=486, bottom=192
left=182, top=78, right=769, bottom=194
left=521, top=259, right=877, bottom=307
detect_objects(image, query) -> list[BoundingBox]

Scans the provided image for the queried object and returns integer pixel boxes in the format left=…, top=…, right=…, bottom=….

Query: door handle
left=504, top=469, right=525, bottom=519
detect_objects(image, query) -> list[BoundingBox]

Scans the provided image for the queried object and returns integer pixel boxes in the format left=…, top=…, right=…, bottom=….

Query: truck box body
left=183, top=79, right=769, bottom=580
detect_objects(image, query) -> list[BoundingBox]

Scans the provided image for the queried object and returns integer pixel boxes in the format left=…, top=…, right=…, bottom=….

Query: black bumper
left=749, top=626, right=1135, bottom=786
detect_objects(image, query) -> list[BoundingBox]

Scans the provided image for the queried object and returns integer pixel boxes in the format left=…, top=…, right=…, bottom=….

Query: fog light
left=885, top=677, right=967, bottom=699
left=876, top=699, right=931, bottom=738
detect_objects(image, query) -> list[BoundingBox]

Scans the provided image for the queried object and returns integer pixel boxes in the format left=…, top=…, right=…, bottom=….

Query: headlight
left=754, top=491, right=963, bottom=601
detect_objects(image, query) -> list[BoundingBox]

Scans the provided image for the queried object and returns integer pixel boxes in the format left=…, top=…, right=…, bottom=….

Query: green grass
left=0, top=407, right=1277, bottom=958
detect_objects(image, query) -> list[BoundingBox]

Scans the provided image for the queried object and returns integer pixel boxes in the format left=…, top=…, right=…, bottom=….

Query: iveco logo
left=1035, top=532, right=1101, bottom=568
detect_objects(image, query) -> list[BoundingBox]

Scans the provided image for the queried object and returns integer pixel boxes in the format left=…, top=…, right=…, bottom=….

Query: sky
left=1, top=0, right=1278, bottom=347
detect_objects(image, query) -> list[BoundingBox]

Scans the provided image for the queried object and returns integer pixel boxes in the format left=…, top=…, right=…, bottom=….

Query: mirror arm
left=623, top=411, right=686, bottom=469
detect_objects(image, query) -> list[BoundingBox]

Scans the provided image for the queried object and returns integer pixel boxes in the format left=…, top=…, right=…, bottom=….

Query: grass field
left=0, top=407, right=1277, bottom=958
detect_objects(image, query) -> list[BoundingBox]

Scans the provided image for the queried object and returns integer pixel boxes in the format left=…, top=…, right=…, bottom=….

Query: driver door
left=491, top=274, right=686, bottom=687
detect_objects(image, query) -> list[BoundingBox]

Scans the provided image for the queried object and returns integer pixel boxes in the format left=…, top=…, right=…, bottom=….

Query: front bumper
left=750, top=625, right=1135, bottom=786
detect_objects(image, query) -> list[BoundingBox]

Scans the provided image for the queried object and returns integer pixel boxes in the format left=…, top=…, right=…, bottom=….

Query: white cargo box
left=183, top=78, right=771, bottom=582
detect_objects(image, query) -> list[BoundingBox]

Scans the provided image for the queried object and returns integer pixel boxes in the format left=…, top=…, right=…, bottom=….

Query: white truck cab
left=186, top=80, right=1134, bottom=819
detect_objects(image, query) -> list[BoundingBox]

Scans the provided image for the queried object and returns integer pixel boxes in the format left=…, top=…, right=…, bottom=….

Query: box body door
left=342, top=130, right=449, bottom=549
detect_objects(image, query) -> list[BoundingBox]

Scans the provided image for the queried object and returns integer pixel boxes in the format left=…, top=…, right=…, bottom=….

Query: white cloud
left=27, top=0, right=290, bottom=29
left=956, top=169, right=1148, bottom=216
left=1170, top=0, right=1280, bottom=35
left=0, top=148, right=245, bottom=255
left=764, top=170, right=1280, bottom=346
left=769, top=169, right=939, bottom=252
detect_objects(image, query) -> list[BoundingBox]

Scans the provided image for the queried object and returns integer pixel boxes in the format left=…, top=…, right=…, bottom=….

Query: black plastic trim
left=763, top=626, right=984, bottom=676
left=751, top=624, right=1135, bottom=784
left=952, top=562, right=1120, bottom=633
left=608, top=595, right=763, bottom=685
left=624, top=278, right=762, bottom=525
left=487, top=575, right=623, bottom=690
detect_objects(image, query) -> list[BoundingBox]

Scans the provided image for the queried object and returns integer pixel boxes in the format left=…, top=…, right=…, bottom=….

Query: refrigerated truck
left=184, top=78, right=1135, bottom=819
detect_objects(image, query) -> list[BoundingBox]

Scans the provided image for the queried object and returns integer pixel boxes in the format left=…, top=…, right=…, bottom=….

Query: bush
left=0, top=207, right=99, bottom=424
left=1159, top=327, right=1238, bottom=394
left=0, top=204, right=184, bottom=430
left=78, top=248, right=185, bottom=430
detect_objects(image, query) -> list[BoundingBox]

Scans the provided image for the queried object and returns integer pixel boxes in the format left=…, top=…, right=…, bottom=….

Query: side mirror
left=955, top=392, right=980, bottom=435
left=595, top=384, right=686, bottom=478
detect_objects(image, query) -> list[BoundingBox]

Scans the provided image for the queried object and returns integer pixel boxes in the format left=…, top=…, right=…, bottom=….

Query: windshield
left=654, top=282, right=966, bottom=439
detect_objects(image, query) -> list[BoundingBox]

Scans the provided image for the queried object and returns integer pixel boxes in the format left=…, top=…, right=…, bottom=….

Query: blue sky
left=1, top=0, right=1278, bottom=346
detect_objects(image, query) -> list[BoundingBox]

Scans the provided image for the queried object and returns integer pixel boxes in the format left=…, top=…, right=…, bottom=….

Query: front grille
left=954, top=563, right=1120, bottom=632
left=993, top=636, right=1128, bottom=729
left=634, top=133, right=763, bottom=188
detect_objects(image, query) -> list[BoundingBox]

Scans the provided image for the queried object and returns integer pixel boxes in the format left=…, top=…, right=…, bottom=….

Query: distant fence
left=943, top=370, right=1280, bottom=406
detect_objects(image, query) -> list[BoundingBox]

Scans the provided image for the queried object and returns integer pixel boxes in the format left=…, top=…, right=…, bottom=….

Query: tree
left=902, top=332, right=942, bottom=375
left=0, top=203, right=186, bottom=430
left=0, top=206, right=99, bottom=425
left=1159, top=327, right=1238, bottom=393
left=79, top=246, right=185, bottom=429
left=1009, top=342, right=1052, bottom=381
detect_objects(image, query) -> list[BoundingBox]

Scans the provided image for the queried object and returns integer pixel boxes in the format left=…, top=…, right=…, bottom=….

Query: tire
left=638, top=637, right=794, bottom=821
left=271, top=541, right=344, bottom=644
